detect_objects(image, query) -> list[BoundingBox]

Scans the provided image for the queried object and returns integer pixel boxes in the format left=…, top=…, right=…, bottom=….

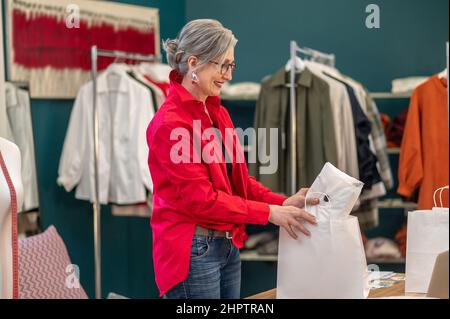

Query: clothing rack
left=296, top=46, right=336, bottom=68
left=90, top=45, right=161, bottom=299
left=288, top=41, right=335, bottom=195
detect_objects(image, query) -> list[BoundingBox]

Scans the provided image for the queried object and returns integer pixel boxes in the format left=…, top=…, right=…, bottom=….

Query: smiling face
left=195, top=46, right=235, bottom=97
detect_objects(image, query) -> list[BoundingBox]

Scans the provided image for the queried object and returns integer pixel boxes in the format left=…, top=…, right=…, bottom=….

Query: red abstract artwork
left=6, top=0, right=159, bottom=98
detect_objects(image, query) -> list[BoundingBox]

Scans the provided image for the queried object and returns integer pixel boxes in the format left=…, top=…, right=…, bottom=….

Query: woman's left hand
left=282, top=188, right=320, bottom=209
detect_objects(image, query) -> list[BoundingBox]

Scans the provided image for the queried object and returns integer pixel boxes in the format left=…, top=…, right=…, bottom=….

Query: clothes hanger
left=106, top=61, right=131, bottom=76
left=285, top=56, right=306, bottom=72
left=105, top=54, right=132, bottom=75
left=138, top=61, right=158, bottom=74
left=103, top=62, right=132, bottom=92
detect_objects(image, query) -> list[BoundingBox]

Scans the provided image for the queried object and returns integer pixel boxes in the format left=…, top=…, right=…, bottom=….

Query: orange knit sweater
left=398, top=75, right=449, bottom=209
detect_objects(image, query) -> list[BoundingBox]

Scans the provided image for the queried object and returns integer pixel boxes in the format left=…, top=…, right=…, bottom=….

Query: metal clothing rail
left=296, top=46, right=335, bottom=68
left=90, top=45, right=161, bottom=299
left=288, top=41, right=335, bottom=195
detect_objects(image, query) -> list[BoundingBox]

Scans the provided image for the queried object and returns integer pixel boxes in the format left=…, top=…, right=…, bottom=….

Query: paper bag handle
left=433, top=185, right=449, bottom=208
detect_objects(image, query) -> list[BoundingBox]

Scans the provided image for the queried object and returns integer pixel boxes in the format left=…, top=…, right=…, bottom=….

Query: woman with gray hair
left=146, top=19, right=318, bottom=299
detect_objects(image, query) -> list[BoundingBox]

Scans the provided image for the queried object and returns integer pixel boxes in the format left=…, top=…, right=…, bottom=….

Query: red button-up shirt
left=147, top=70, right=287, bottom=296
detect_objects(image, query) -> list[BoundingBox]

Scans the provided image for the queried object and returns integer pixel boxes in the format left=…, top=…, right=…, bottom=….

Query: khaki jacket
left=249, top=67, right=338, bottom=194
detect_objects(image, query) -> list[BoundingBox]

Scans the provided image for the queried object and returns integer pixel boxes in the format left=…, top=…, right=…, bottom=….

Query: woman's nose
left=222, top=70, right=232, bottom=81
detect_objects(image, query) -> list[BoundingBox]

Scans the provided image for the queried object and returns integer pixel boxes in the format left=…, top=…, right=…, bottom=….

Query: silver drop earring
left=191, top=71, right=199, bottom=83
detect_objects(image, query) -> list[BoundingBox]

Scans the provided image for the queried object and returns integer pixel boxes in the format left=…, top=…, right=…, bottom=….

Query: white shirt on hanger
left=4, top=83, right=39, bottom=212
left=57, top=63, right=154, bottom=205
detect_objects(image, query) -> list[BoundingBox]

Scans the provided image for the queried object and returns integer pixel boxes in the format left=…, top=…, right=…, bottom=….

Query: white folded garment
left=391, top=76, right=429, bottom=93
left=220, top=82, right=261, bottom=99
left=306, top=162, right=364, bottom=222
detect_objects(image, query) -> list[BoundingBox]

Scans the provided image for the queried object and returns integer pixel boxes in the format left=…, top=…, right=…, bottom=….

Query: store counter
left=247, top=274, right=427, bottom=299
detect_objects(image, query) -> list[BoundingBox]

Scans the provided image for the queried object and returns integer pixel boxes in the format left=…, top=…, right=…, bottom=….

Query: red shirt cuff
left=265, top=192, right=288, bottom=206
left=246, top=200, right=270, bottom=225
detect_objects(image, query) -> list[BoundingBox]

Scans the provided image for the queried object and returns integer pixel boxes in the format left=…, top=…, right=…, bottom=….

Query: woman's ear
left=187, top=56, right=198, bottom=71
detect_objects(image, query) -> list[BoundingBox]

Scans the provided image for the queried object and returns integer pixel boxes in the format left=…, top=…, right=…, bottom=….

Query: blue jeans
left=164, top=234, right=241, bottom=299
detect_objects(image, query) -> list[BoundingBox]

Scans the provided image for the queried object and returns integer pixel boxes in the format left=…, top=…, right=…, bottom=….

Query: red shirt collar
left=169, top=69, right=221, bottom=106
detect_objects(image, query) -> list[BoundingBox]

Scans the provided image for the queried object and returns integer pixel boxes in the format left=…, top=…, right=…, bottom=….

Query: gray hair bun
left=163, top=38, right=184, bottom=70
left=163, top=19, right=238, bottom=76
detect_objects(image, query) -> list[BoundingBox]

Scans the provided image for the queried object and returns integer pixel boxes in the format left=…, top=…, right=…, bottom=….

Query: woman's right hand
left=268, top=205, right=317, bottom=240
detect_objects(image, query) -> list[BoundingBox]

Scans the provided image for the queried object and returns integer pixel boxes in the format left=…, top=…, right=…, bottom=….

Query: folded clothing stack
left=220, top=82, right=261, bottom=100
left=244, top=231, right=279, bottom=255
left=391, top=76, right=429, bottom=94
left=365, top=237, right=402, bottom=260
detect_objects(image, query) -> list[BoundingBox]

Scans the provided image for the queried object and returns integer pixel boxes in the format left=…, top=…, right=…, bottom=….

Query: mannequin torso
left=0, top=137, right=24, bottom=299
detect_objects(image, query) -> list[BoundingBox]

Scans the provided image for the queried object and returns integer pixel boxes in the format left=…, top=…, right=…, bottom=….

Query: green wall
left=186, top=0, right=449, bottom=90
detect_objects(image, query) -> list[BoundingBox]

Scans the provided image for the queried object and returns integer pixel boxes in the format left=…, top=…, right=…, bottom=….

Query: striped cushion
left=18, top=225, right=88, bottom=299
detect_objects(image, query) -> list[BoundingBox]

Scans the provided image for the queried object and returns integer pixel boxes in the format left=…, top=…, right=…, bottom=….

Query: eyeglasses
left=209, top=61, right=236, bottom=75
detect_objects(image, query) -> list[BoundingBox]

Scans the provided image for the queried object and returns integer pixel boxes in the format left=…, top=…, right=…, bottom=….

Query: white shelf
left=370, top=92, right=411, bottom=99
left=387, top=147, right=401, bottom=155
left=377, top=198, right=417, bottom=210
left=240, top=251, right=277, bottom=262
left=220, top=95, right=257, bottom=101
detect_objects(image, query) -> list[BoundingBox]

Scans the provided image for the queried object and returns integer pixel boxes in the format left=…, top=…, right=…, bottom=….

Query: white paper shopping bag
left=405, top=186, right=449, bottom=293
left=276, top=162, right=369, bottom=299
